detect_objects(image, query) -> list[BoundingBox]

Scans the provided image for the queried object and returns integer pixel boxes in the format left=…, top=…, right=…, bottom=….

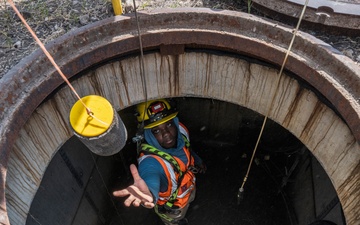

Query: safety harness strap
left=140, top=143, right=183, bottom=206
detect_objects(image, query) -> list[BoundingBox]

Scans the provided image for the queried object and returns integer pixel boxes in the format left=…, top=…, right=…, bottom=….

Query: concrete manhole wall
left=0, top=8, right=359, bottom=225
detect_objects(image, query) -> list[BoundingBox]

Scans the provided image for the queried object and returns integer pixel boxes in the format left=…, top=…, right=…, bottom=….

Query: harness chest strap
left=140, top=134, right=193, bottom=207
left=139, top=135, right=194, bottom=223
left=140, top=144, right=190, bottom=223
left=140, top=144, right=184, bottom=206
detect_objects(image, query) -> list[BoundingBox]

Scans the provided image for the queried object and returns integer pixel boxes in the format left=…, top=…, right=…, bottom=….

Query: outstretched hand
left=113, top=164, right=155, bottom=209
left=196, top=162, right=207, bottom=174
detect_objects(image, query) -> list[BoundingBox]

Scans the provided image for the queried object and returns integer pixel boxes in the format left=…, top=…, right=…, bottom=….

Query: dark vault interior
left=26, top=97, right=345, bottom=225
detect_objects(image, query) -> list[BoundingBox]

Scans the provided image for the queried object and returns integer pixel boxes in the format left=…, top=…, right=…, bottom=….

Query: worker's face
left=151, top=120, right=177, bottom=149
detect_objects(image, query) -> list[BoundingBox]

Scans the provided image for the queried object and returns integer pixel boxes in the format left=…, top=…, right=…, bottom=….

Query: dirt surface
left=0, top=0, right=246, bottom=79
left=1, top=0, right=359, bottom=79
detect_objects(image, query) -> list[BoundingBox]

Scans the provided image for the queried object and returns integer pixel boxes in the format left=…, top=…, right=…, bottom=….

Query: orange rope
left=7, top=0, right=93, bottom=116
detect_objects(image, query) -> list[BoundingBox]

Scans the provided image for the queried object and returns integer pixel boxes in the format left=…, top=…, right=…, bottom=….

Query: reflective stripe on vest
left=179, top=122, right=190, bottom=142
left=138, top=154, right=177, bottom=199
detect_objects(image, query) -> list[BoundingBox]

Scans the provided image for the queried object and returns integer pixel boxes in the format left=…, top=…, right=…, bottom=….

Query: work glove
left=195, top=162, right=207, bottom=174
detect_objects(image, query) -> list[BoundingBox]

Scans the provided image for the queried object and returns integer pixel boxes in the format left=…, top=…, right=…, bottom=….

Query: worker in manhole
left=114, top=99, right=206, bottom=225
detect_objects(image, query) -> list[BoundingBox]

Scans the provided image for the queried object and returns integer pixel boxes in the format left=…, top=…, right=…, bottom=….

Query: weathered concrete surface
left=252, top=0, right=360, bottom=36
left=0, top=8, right=359, bottom=224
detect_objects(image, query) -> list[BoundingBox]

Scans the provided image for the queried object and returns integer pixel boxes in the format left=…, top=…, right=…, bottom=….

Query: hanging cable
left=133, top=0, right=147, bottom=103
left=131, top=0, right=149, bottom=148
left=237, top=0, right=310, bottom=203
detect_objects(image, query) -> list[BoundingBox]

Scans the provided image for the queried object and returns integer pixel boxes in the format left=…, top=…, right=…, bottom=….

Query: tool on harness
left=188, top=166, right=199, bottom=174
left=132, top=132, right=144, bottom=144
left=132, top=127, right=144, bottom=155
left=133, top=104, right=146, bottom=154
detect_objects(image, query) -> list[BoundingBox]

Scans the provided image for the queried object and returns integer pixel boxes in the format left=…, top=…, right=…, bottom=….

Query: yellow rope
left=240, top=0, right=310, bottom=191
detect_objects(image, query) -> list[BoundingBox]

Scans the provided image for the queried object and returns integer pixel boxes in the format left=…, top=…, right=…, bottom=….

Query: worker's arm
left=113, top=164, right=155, bottom=209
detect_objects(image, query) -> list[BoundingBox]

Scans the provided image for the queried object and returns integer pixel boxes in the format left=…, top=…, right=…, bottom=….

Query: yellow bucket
left=69, top=95, right=127, bottom=156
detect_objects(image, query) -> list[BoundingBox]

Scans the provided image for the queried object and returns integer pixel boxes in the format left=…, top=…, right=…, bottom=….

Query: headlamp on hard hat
left=145, top=101, right=176, bottom=126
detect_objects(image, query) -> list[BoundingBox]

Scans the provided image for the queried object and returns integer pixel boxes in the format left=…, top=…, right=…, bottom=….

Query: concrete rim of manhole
left=251, top=0, right=360, bottom=36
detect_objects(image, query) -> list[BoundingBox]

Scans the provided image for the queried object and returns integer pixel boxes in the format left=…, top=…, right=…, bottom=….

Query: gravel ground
left=0, top=0, right=359, bottom=79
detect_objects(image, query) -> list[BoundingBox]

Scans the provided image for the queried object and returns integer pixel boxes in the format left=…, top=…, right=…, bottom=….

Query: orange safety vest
left=138, top=124, right=196, bottom=209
